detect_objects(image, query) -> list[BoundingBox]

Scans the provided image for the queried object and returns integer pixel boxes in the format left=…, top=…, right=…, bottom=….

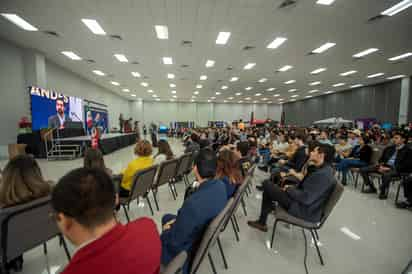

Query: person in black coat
left=247, top=143, right=337, bottom=231
left=361, top=131, right=412, bottom=199
left=273, top=133, right=307, bottom=173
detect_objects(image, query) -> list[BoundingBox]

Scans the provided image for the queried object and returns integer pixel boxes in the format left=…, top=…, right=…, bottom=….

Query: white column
left=399, top=77, right=410, bottom=125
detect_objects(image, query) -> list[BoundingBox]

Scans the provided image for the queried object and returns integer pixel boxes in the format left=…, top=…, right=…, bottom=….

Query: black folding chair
left=175, top=153, right=193, bottom=187
left=152, top=159, right=180, bottom=210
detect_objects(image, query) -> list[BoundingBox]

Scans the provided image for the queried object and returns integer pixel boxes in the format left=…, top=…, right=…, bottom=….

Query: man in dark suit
left=248, top=143, right=336, bottom=231
left=160, top=149, right=227, bottom=273
left=48, top=98, right=72, bottom=129
left=360, top=131, right=412, bottom=199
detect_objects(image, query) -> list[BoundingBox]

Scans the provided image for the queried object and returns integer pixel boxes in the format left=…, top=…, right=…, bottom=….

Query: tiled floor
left=6, top=138, right=412, bottom=274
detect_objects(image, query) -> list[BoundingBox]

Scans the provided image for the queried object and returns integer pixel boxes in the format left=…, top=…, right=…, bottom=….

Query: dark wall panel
left=284, top=80, right=402, bottom=126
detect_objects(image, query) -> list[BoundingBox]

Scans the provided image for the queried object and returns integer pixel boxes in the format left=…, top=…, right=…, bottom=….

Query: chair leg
left=43, top=242, right=47, bottom=255
left=152, top=190, right=160, bottom=211
left=145, top=196, right=154, bottom=216
left=60, top=235, right=71, bottom=261
left=122, top=205, right=130, bottom=222
left=314, top=229, right=320, bottom=241
left=241, top=197, right=247, bottom=216
left=207, top=252, right=218, bottom=274
left=168, top=183, right=177, bottom=200
left=355, top=173, right=359, bottom=189
left=217, top=237, right=228, bottom=269
left=230, top=217, right=240, bottom=242
left=270, top=220, right=279, bottom=249
left=395, top=181, right=402, bottom=204
left=310, top=230, right=324, bottom=265
left=233, top=215, right=240, bottom=232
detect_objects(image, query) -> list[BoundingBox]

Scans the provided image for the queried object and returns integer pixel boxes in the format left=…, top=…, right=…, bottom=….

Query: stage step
left=47, top=143, right=82, bottom=161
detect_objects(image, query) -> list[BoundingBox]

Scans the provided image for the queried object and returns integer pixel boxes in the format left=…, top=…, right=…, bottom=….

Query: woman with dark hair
left=216, top=148, right=243, bottom=198
left=337, top=134, right=372, bottom=185
left=0, top=155, right=52, bottom=272
left=154, top=139, right=174, bottom=164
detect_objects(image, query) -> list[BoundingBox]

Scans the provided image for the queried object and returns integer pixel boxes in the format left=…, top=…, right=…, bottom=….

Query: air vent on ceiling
left=278, top=0, right=297, bottom=9
left=143, top=75, right=150, bottom=79
left=180, top=64, right=189, bottom=68
left=43, top=30, right=60, bottom=37
left=226, top=66, right=233, bottom=71
left=181, top=40, right=193, bottom=47
left=109, top=34, right=123, bottom=40
left=242, top=45, right=255, bottom=51
left=131, top=61, right=140, bottom=65
left=85, top=59, right=96, bottom=63
left=367, top=14, right=385, bottom=23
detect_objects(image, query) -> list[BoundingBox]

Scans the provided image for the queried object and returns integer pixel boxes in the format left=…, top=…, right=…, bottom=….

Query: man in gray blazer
left=248, top=143, right=337, bottom=232
left=48, top=98, right=71, bottom=129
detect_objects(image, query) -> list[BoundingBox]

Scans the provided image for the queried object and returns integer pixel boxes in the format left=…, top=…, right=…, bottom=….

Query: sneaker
left=362, top=188, right=377, bottom=194
left=396, top=201, right=412, bottom=209
left=247, top=220, right=268, bottom=232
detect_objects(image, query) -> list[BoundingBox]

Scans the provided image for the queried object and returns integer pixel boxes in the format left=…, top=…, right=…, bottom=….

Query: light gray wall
left=283, top=80, right=403, bottom=126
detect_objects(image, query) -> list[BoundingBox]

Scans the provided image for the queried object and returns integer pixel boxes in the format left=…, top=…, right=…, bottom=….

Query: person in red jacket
left=51, top=167, right=161, bottom=274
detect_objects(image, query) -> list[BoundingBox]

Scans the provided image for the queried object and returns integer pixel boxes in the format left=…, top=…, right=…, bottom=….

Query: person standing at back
left=51, top=168, right=161, bottom=274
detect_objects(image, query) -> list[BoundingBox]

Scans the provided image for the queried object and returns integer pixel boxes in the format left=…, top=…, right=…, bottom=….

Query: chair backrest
left=319, top=182, right=344, bottom=227
left=0, top=196, right=60, bottom=262
left=184, top=152, right=194, bottom=174
left=176, top=154, right=192, bottom=178
left=190, top=198, right=234, bottom=274
left=369, top=145, right=383, bottom=165
left=247, top=164, right=257, bottom=177
left=155, top=158, right=179, bottom=188
left=128, top=165, right=158, bottom=202
left=161, top=251, right=187, bottom=274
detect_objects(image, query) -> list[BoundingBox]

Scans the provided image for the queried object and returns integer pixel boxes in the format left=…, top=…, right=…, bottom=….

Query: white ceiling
left=0, top=0, right=411, bottom=104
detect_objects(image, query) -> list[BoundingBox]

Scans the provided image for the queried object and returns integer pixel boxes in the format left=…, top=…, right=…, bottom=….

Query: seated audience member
left=119, top=140, right=154, bottom=197
left=154, top=139, right=174, bottom=164
left=271, top=133, right=289, bottom=156
left=216, top=148, right=243, bottom=198
left=274, top=133, right=307, bottom=174
left=51, top=168, right=161, bottom=274
left=360, top=131, right=412, bottom=199
left=247, top=143, right=336, bottom=232
left=334, top=135, right=352, bottom=161
left=337, top=135, right=372, bottom=185
left=0, top=155, right=51, bottom=272
left=318, top=130, right=333, bottom=145
left=348, top=129, right=361, bottom=147
left=236, top=141, right=253, bottom=176
left=184, top=133, right=200, bottom=154
left=84, top=148, right=112, bottom=176
left=160, top=149, right=227, bottom=273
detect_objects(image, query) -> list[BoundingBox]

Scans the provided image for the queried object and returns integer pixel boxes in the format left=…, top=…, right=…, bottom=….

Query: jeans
left=337, top=158, right=368, bottom=184
left=258, top=180, right=292, bottom=225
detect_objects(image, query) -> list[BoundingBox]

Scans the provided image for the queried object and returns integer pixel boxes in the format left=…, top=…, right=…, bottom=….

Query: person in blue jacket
left=160, top=148, right=227, bottom=273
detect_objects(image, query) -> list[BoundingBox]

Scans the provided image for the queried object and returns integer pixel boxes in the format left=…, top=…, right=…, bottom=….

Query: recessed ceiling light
left=131, top=94, right=137, bottom=97
left=305, top=95, right=313, bottom=98
left=266, top=88, right=276, bottom=91
left=154, top=25, right=168, bottom=39
left=340, top=70, right=357, bottom=76
left=162, top=57, right=173, bottom=65
left=310, top=68, right=327, bottom=74
left=207, top=99, right=212, bottom=103
left=266, top=37, right=287, bottom=49
left=114, top=54, right=128, bottom=63
left=388, top=52, right=412, bottom=61
left=311, top=42, right=336, bottom=54
left=61, top=51, right=82, bottom=60
left=81, top=19, right=106, bottom=35
left=191, top=99, right=196, bottom=102
left=350, top=84, right=363, bottom=88
left=200, top=75, right=207, bottom=80
left=223, top=100, right=227, bottom=103
left=381, top=0, right=412, bottom=16
left=288, top=89, right=297, bottom=92
left=172, top=95, right=177, bottom=98
left=216, top=32, right=231, bottom=45
left=152, top=94, right=158, bottom=98
left=255, top=93, right=262, bottom=96
left=245, top=87, right=253, bottom=91
left=216, top=92, right=221, bottom=95
left=333, top=83, right=345, bottom=87
left=131, top=71, right=141, bottom=78
left=147, top=89, right=154, bottom=93
left=291, top=99, right=297, bottom=102
left=141, top=82, right=149, bottom=87
left=238, top=101, right=243, bottom=103
left=353, top=48, right=379, bottom=58
left=230, top=77, right=239, bottom=82
left=261, top=98, right=268, bottom=101
left=309, top=89, right=319, bottom=93
left=169, top=83, right=176, bottom=88
left=196, top=84, right=202, bottom=89
left=111, top=81, right=120, bottom=86
left=367, top=73, right=385, bottom=78
left=210, top=96, right=216, bottom=99
left=93, top=70, right=105, bottom=76
left=253, top=100, right=258, bottom=103
left=221, top=85, right=228, bottom=90
left=278, top=65, right=293, bottom=72
left=278, top=98, right=284, bottom=101
left=284, top=80, right=296, bottom=84
left=1, top=13, right=38, bottom=31
left=171, top=90, right=177, bottom=94
left=273, top=94, right=280, bottom=97
left=316, top=0, right=335, bottom=5
left=258, top=78, right=268, bottom=83
left=245, top=97, right=251, bottom=100
left=167, top=73, right=175, bottom=79
left=243, top=63, right=256, bottom=70
left=122, top=88, right=130, bottom=92
left=309, top=81, right=322, bottom=86
left=156, top=98, right=161, bottom=101
left=235, top=92, right=242, bottom=96
left=194, top=91, right=199, bottom=95
left=228, top=97, right=234, bottom=100
left=291, top=94, right=299, bottom=98
left=324, top=90, right=334, bottom=94
left=387, top=74, right=405, bottom=80
left=205, top=60, right=215, bottom=67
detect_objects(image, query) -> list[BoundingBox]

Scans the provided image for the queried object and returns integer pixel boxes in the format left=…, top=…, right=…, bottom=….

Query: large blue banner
left=30, top=86, right=83, bottom=130
left=84, top=106, right=109, bottom=135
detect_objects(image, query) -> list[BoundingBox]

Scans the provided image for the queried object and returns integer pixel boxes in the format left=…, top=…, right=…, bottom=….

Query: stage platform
left=59, top=133, right=138, bottom=155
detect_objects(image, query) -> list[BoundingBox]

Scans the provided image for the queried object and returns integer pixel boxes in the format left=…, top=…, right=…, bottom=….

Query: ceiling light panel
left=388, top=52, right=412, bottom=61
left=316, top=0, right=335, bottom=5
left=309, top=81, right=321, bottom=86
left=266, top=37, right=287, bottom=49
left=311, top=68, right=327, bottom=74
left=167, top=73, right=175, bottom=79
left=205, top=60, right=215, bottom=67
left=1, top=13, right=38, bottom=31
left=154, top=25, right=168, bottom=39
left=367, top=73, right=385, bottom=78
left=141, top=82, right=149, bottom=87
left=278, top=65, right=293, bottom=72
left=340, top=70, right=357, bottom=76
left=350, top=84, right=363, bottom=88
left=267, top=88, right=276, bottom=91
left=285, top=80, right=296, bottom=84
left=258, top=78, right=268, bottom=83
left=230, top=77, right=239, bottom=82
left=131, top=72, right=141, bottom=77
left=333, top=83, right=345, bottom=87
left=196, top=84, right=202, bottom=89
left=200, top=75, right=207, bottom=80
left=114, top=54, right=128, bottom=63
left=353, top=48, right=379, bottom=58
left=162, top=57, right=173, bottom=65
left=81, top=19, right=106, bottom=35
left=93, top=70, right=105, bottom=76
left=387, top=74, right=405, bottom=80
left=221, top=86, right=228, bottom=90
left=61, top=51, right=82, bottom=60
left=111, top=81, right=120, bottom=86
left=244, top=63, right=256, bottom=70
left=381, top=0, right=412, bottom=16
left=311, top=42, right=336, bottom=54
left=216, top=32, right=231, bottom=45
